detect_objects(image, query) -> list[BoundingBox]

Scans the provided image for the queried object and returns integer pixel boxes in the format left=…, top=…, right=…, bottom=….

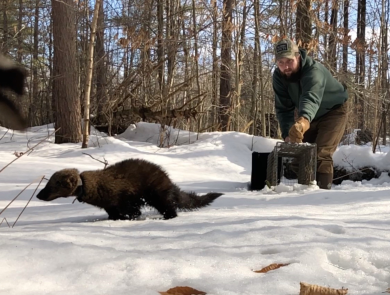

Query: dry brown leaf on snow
left=300, top=282, right=348, bottom=295
left=159, top=286, right=206, bottom=295
left=384, top=288, right=390, bottom=293
left=253, top=263, right=290, bottom=273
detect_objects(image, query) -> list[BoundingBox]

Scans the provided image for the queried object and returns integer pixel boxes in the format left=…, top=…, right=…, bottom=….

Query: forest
left=0, top=0, right=385, bottom=149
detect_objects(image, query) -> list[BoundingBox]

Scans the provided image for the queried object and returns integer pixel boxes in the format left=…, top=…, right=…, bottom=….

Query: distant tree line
left=0, top=0, right=387, bottom=150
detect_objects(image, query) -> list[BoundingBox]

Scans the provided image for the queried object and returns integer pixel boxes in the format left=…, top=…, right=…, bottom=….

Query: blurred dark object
left=0, top=54, right=27, bottom=130
left=250, top=152, right=281, bottom=190
left=355, top=129, right=373, bottom=145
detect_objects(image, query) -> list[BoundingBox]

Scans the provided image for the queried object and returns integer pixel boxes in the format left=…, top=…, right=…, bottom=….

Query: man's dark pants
left=303, top=103, right=348, bottom=189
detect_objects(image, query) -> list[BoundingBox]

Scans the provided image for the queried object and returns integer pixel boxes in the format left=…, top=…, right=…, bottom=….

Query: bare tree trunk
left=191, top=0, right=201, bottom=132
left=323, top=0, right=329, bottom=62
left=250, top=0, right=259, bottom=136
left=2, top=0, right=8, bottom=54
left=219, top=0, right=233, bottom=131
left=17, top=0, right=23, bottom=63
left=180, top=0, right=190, bottom=127
left=157, top=0, right=165, bottom=93
left=141, top=0, right=152, bottom=107
left=48, top=15, right=53, bottom=124
left=259, top=42, right=265, bottom=137
left=328, top=0, right=338, bottom=72
left=355, top=0, right=366, bottom=129
left=52, top=0, right=82, bottom=143
left=191, top=0, right=200, bottom=96
left=82, top=0, right=101, bottom=148
left=211, top=0, right=218, bottom=130
left=166, top=0, right=178, bottom=97
left=287, top=0, right=293, bottom=36
left=295, top=0, right=311, bottom=49
left=380, top=0, right=388, bottom=145
left=278, top=0, right=286, bottom=36
left=342, top=0, right=351, bottom=136
left=30, top=0, right=40, bottom=126
left=95, top=0, right=106, bottom=119
left=342, top=0, right=349, bottom=75
left=77, top=0, right=90, bottom=108
left=234, top=0, right=247, bottom=132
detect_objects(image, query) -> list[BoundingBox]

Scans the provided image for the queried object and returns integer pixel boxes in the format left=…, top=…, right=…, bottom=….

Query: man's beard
left=281, top=69, right=301, bottom=82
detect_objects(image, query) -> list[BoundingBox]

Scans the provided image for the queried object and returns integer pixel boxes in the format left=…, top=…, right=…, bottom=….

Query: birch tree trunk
left=380, top=0, right=388, bottom=146
left=250, top=0, right=259, bottom=135
left=157, top=0, right=165, bottom=93
left=234, top=0, right=247, bottom=132
left=355, top=0, right=366, bottom=129
left=82, top=0, right=101, bottom=148
left=211, top=0, right=218, bottom=130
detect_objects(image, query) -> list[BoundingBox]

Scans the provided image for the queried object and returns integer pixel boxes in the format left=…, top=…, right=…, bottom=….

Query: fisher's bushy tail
left=173, top=185, right=223, bottom=211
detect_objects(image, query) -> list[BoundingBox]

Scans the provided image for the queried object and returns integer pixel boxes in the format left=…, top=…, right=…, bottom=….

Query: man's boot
left=316, top=172, right=333, bottom=190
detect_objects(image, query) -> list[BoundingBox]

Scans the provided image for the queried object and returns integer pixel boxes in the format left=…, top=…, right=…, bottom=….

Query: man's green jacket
left=273, top=49, right=348, bottom=139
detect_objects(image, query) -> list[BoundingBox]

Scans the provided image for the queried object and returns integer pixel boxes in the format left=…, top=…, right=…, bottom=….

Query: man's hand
left=288, top=117, right=310, bottom=143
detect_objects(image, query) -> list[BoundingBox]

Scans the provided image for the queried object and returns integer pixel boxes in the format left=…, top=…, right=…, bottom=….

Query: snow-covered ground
left=0, top=122, right=389, bottom=295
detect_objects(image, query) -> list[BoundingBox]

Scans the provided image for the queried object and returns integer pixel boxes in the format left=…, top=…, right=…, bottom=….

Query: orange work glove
left=288, top=117, right=310, bottom=143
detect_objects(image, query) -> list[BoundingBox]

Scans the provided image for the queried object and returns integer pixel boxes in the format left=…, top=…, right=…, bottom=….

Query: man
left=272, top=38, right=348, bottom=189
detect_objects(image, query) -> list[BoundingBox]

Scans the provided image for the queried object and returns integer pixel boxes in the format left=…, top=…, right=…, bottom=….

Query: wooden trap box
left=266, top=142, right=317, bottom=187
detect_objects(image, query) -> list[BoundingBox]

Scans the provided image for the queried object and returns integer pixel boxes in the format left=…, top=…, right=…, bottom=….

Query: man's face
left=276, top=55, right=300, bottom=78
